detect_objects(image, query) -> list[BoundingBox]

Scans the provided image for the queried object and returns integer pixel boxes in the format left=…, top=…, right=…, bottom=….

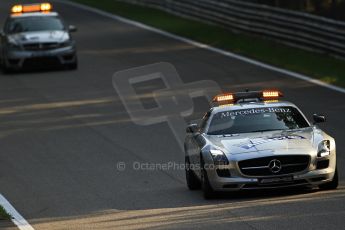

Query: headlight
left=60, top=40, right=74, bottom=48
left=7, top=38, right=20, bottom=49
left=317, top=140, right=330, bottom=157
left=210, top=149, right=229, bottom=165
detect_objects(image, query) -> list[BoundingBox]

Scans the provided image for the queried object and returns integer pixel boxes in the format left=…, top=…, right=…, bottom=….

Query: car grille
left=238, top=155, right=310, bottom=176
left=242, top=179, right=308, bottom=189
left=23, top=43, right=60, bottom=51
left=23, top=57, right=61, bottom=68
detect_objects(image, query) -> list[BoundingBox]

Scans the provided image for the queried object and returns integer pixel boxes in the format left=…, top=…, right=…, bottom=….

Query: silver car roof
left=211, top=101, right=298, bottom=114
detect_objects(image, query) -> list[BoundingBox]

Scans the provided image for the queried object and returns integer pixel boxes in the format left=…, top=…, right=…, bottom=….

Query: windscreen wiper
left=251, top=129, right=285, bottom=133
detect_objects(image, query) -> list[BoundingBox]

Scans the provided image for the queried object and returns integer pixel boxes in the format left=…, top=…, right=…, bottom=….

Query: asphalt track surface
left=0, top=0, right=345, bottom=229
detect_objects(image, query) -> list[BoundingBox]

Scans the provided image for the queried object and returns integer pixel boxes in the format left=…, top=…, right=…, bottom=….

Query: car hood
left=8, top=31, right=69, bottom=44
left=207, top=128, right=315, bottom=155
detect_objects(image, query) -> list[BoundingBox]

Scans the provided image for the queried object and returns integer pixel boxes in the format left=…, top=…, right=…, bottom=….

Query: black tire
left=201, top=158, right=215, bottom=199
left=2, top=64, right=12, bottom=74
left=0, top=56, right=11, bottom=74
left=67, top=60, right=78, bottom=70
left=319, top=167, right=338, bottom=190
left=185, top=156, right=201, bottom=190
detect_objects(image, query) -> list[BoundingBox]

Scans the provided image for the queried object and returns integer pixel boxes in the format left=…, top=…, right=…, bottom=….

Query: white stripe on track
left=0, top=194, right=34, bottom=230
left=59, top=0, right=345, bottom=94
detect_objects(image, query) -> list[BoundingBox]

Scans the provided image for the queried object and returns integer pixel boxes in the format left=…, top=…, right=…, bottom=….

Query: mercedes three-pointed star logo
left=268, top=159, right=282, bottom=173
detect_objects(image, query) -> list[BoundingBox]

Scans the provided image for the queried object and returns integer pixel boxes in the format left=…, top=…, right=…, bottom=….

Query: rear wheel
left=201, top=158, right=215, bottom=199
left=185, top=156, right=201, bottom=190
left=319, top=167, right=338, bottom=190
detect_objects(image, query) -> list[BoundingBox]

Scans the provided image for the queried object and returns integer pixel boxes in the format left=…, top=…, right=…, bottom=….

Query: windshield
left=6, top=16, right=64, bottom=34
left=207, top=106, right=309, bottom=135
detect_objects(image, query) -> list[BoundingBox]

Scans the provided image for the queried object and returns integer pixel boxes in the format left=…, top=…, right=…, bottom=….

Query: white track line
left=0, top=194, right=34, bottom=230
left=60, top=0, right=345, bottom=94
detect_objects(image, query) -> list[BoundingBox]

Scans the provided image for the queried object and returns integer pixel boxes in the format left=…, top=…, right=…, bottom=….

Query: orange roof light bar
left=262, top=90, right=282, bottom=98
left=11, top=3, right=52, bottom=13
left=212, top=89, right=283, bottom=105
left=23, top=5, right=41, bottom=12
left=213, top=93, right=234, bottom=102
left=11, top=5, right=23, bottom=13
left=40, top=3, right=52, bottom=11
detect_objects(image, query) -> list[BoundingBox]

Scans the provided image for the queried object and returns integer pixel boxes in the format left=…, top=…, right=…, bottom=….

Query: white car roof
left=10, top=12, right=58, bottom=18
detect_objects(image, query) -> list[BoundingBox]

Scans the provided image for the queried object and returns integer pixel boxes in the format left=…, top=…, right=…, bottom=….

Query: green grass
left=73, top=0, right=345, bottom=87
left=0, top=205, right=11, bottom=221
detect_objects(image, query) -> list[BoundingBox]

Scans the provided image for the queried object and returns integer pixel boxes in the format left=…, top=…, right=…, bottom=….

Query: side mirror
left=68, top=25, right=77, bottom=33
left=313, top=114, right=326, bottom=124
left=186, top=124, right=198, bottom=133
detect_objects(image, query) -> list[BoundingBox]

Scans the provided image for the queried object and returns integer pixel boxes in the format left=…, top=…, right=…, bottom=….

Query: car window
left=6, top=16, right=64, bottom=34
left=207, top=106, right=309, bottom=135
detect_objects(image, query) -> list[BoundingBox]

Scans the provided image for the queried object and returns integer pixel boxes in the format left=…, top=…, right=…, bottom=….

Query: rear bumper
left=3, top=46, right=77, bottom=69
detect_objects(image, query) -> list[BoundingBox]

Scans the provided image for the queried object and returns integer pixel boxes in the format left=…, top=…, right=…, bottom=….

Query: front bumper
left=203, top=151, right=336, bottom=191
left=3, top=46, right=77, bottom=70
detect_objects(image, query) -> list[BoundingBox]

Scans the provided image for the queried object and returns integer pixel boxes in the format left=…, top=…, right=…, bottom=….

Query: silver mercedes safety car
left=184, top=90, right=338, bottom=199
left=0, top=3, right=77, bottom=72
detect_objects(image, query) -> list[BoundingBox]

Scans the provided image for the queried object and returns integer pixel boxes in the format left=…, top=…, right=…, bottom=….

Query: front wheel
left=201, top=159, right=215, bottom=199
left=66, top=59, right=78, bottom=70
left=2, top=65, right=12, bottom=74
left=1, top=60, right=12, bottom=74
left=319, top=167, right=338, bottom=190
left=185, top=156, right=201, bottom=190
